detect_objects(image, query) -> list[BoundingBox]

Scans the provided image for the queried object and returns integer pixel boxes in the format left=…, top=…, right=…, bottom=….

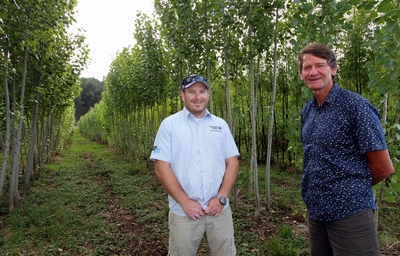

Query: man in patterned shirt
left=298, top=43, right=394, bottom=255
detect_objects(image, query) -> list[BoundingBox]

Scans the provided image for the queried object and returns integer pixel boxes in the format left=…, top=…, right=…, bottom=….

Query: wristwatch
left=217, top=195, right=227, bottom=205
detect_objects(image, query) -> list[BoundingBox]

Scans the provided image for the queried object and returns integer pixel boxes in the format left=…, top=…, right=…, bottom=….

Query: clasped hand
left=183, top=198, right=224, bottom=221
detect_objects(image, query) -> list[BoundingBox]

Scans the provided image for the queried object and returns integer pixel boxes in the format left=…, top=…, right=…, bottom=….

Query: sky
left=70, top=0, right=155, bottom=81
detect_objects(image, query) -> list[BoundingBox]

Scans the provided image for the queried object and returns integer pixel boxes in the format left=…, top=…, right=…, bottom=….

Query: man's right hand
left=182, top=199, right=205, bottom=221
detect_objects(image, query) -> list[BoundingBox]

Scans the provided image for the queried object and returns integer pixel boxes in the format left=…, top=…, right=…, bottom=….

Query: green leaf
left=385, top=19, right=398, bottom=33
left=376, top=0, right=393, bottom=13
left=291, top=18, right=299, bottom=28
left=389, top=181, right=400, bottom=192
left=370, top=10, right=378, bottom=20
left=367, top=79, right=379, bottom=88
left=349, top=0, right=363, bottom=5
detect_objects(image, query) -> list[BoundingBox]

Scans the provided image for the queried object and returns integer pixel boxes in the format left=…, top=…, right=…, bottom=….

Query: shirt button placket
left=197, top=124, right=207, bottom=200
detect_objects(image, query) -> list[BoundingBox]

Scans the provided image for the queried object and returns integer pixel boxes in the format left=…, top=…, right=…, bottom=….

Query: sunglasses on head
left=181, top=75, right=207, bottom=90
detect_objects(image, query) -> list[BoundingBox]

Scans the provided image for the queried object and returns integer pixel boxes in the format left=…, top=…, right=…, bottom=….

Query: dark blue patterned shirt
left=301, top=83, right=387, bottom=221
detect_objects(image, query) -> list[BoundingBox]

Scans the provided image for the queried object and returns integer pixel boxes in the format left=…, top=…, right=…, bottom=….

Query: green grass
left=0, top=129, right=398, bottom=255
left=0, top=130, right=167, bottom=255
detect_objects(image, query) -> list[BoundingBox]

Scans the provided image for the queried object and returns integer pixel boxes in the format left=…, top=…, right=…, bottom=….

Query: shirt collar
left=182, top=107, right=211, bottom=119
left=313, top=83, right=339, bottom=107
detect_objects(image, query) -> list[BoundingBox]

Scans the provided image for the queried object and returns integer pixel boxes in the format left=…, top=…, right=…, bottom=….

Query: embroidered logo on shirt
left=153, top=146, right=161, bottom=153
left=209, top=126, right=222, bottom=132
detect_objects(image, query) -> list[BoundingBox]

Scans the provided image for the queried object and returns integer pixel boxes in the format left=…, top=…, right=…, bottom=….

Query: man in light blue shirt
left=150, top=74, right=239, bottom=256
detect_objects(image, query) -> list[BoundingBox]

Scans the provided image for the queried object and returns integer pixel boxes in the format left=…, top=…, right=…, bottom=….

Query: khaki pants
left=168, top=206, right=236, bottom=256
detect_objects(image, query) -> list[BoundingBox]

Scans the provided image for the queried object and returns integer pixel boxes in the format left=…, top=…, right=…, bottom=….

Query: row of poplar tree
left=1, top=0, right=399, bottom=214
left=78, top=0, right=399, bottom=213
left=1, top=0, right=88, bottom=212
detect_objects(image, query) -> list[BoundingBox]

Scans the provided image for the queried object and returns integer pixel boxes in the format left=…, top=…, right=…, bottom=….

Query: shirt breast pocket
left=205, top=129, right=225, bottom=158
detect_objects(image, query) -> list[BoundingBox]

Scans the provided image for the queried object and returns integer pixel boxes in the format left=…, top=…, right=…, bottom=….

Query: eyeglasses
left=181, top=75, right=208, bottom=91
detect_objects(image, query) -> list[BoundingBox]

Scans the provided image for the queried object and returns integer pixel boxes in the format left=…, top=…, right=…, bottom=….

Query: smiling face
left=300, top=53, right=337, bottom=97
left=180, top=82, right=210, bottom=118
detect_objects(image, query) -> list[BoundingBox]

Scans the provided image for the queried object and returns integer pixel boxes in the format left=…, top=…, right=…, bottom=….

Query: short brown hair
left=297, top=43, right=337, bottom=72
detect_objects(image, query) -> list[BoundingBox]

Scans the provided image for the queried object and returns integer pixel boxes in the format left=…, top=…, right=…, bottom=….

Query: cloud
left=70, top=0, right=154, bottom=80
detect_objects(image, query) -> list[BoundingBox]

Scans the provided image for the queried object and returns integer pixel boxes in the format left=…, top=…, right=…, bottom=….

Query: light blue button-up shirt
left=150, top=107, right=240, bottom=216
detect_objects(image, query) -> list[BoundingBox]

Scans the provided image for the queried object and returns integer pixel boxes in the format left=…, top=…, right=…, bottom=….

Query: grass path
left=0, top=129, right=169, bottom=255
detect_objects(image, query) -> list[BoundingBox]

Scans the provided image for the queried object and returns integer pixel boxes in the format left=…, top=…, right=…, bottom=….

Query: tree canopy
left=74, top=77, right=105, bottom=123
left=1, top=0, right=398, bottom=213
left=79, top=0, right=400, bottom=206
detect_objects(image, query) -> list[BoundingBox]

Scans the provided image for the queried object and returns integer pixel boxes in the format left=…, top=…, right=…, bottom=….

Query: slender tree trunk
left=38, top=108, right=46, bottom=168
left=179, top=60, right=183, bottom=111
left=207, top=56, right=213, bottom=114
left=374, top=92, right=390, bottom=229
left=203, top=1, right=213, bottom=115
left=252, top=54, right=260, bottom=217
left=246, top=2, right=260, bottom=217
left=24, top=89, right=40, bottom=194
left=0, top=49, right=11, bottom=196
left=9, top=45, right=29, bottom=212
left=46, top=112, right=53, bottom=159
left=222, top=22, right=238, bottom=206
left=266, top=7, right=279, bottom=210
left=232, top=58, right=240, bottom=207
left=224, top=48, right=232, bottom=128
left=0, top=133, right=3, bottom=151
left=233, top=61, right=239, bottom=136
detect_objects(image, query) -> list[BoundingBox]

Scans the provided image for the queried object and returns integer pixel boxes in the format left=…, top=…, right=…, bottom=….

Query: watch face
left=220, top=197, right=227, bottom=205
